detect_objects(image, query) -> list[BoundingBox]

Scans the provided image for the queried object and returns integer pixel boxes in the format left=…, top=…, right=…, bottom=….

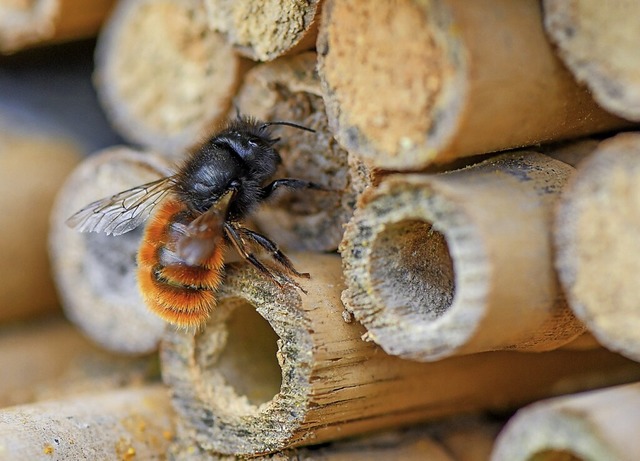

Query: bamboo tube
left=169, top=423, right=456, bottom=461
left=0, top=119, right=81, bottom=323
left=94, top=0, right=249, bottom=156
left=543, top=0, right=640, bottom=121
left=491, top=382, right=640, bottom=461
left=541, top=137, right=601, bottom=167
left=317, top=0, right=629, bottom=170
left=49, top=146, right=172, bottom=354
left=161, top=252, right=640, bottom=457
left=340, top=152, right=584, bottom=362
left=0, top=0, right=115, bottom=54
left=0, top=316, right=158, bottom=408
left=434, top=416, right=501, bottom=461
left=555, top=133, right=640, bottom=363
left=202, top=0, right=322, bottom=62
left=0, top=386, right=174, bottom=460
left=234, top=52, right=356, bottom=252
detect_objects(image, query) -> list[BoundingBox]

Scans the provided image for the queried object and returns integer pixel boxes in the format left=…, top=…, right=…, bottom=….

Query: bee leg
left=237, top=227, right=310, bottom=279
left=224, top=223, right=306, bottom=293
left=260, top=178, right=328, bottom=201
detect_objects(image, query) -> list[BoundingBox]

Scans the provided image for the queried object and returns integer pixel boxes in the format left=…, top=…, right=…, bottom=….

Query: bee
left=67, top=116, right=324, bottom=328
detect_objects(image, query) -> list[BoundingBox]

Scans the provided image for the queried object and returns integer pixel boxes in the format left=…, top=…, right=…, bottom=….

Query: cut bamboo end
left=340, top=152, right=583, bottom=361
left=235, top=52, right=355, bottom=252
left=161, top=252, right=640, bottom=457
left=317, top=0, right=629, bottom=170
left=543, top=0, right=640, bottom=121
left=94, top=0, right=249, bottom=156
left=49, top=146, right=172, bottom=354
left=203, top=0, right=322, bottom=61
left=0, top=386, right=175, bottom=460
left=491, top=382, right=640, bottom=461
left=555, top=132, right=640, bottom=363
left=0, top=119, right=81, bottom=323
left=0, top=0, right=115, bottom=54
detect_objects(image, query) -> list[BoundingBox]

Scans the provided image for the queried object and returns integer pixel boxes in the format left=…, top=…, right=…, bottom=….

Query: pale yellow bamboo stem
left=0, top=0, right=115, bottom=54
left=161, top=253, right=640, bottom=457
left=555, top=132, right=640, bottom=363
left=491, top=382, right=640, bottom=461
left=49, top=146, right=172, bottom=354
left=0, top=386, right=174, bottom=460
left=94, top=0, right=250, bottom=156
left=341, top=152, right=583, bottom=361
left=234, top=52, right=356, bottom=252
left=543, top=0, right=640, bottom=121
left=203, top=0, right=322, bottom=61
left=0, top=118, right=80, bottom=323
left=317, top=0, right=629, bottom=170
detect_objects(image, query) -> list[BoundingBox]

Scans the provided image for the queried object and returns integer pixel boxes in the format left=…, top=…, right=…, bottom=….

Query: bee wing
left=176, top=190, right=234, bottom=266
left=66, top=176, right=176, bottom=235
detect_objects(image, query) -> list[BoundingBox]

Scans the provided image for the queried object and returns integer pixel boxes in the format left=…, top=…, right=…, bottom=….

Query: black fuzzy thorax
left=173, top=117, right=282, bottom=219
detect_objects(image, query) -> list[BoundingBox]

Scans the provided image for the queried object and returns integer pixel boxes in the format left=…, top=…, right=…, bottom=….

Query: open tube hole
left=369, top=219, right=455, bottom=321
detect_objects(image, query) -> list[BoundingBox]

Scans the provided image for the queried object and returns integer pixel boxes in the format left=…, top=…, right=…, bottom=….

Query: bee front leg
left=260, top=178, right=328, bottom=201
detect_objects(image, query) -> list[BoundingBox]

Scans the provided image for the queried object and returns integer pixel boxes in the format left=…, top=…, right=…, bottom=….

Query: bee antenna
left=260, top=121, right=316, bottom=133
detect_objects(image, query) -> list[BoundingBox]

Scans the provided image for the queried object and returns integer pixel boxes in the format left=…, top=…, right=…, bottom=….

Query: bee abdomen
left=137, top=199, right=225, bottom=328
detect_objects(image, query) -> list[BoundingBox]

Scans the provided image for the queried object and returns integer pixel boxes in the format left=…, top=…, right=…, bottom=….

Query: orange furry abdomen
left=137, top=198, right=225, bottom=328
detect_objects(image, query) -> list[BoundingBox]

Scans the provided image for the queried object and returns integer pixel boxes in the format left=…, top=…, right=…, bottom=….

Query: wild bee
left=67, top=116, right=323, bottom=327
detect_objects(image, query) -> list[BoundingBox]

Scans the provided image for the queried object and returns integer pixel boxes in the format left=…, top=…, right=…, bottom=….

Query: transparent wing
left=66, top=176, right=176, bottom=235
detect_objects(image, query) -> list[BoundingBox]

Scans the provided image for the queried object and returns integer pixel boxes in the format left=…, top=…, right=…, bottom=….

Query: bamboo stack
left=2, top=0, right=640, bottom=459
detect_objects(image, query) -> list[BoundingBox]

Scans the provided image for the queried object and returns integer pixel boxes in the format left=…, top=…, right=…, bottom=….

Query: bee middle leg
left=223, top=222, right=306, bottom=293
left=237, top=227, right=310, bottom=279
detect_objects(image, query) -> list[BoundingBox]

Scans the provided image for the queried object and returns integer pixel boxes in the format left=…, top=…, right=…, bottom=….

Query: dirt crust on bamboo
left=543, top=0, right=640, bottom=121
left=203, top=0, right=322, bottom=61
left=95, top=0, right=248, bottom=155
left=318, top=0, right=629, bottom=170
left=555, top=133, right=640, bottom=363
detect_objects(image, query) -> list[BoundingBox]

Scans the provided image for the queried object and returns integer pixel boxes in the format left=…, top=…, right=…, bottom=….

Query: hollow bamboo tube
left=0, top=386, right=174, bottom=460
left=0, top=316, right=158, bottom=408
left=555, top=133, right=640, bottom=363
left=161, top=252, right=640, bottom=457
left=543, top=0, right=640, bottom=121
left=234, top=52, right=356, bottom=252
left=0, top=0, right=115, bottom=54
left=491, top=382, right=640, bottom=461
left=340, top=152, right=583, bottom=361
left=49, top=146, right=172, bottom=354
left=317, top=0, right=629, bottom=170
left=203, top=0, right=322, bottom=62
left=0, top=120, right=81, bottom=323
left=94, top=0, right=249, bottom=156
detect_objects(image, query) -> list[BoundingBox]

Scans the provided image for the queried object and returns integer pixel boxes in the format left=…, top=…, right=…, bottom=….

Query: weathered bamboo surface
left=203, top=0, right=322, bottom=61
left=0, top=316, right=158, bottom=408
left=49, top=146, right=172, bottom=354
left=555, top=132, right=640, bottom=363
left=491, top=382, right=640, bottom=461
left=0, top=0, right=115, bottom=54
left=0, top=386, right=174, bottom=461
left=235, top=52, right=356, bottom=252
left=317, top=0, right=629, bottom=170
left=161, top=253, right=640, bottom=457
left=0, top=117, right=81, bottom=323
left=341, top=152, right=584, bottom=361
left=544, top=0, right=640, bottom=121
left=94, top=0, right=250, bottom=156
